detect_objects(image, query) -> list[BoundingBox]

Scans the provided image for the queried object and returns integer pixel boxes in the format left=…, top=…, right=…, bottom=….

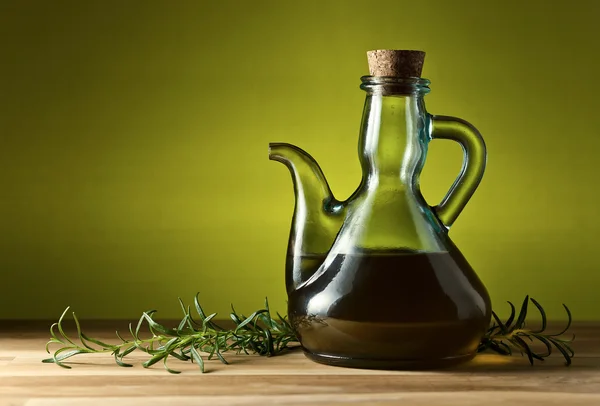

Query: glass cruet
left=269, top=50, right=490, bottom=369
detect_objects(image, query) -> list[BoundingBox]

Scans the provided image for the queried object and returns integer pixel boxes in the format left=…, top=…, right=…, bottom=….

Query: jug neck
left=358, top=76, right=431, bottom=188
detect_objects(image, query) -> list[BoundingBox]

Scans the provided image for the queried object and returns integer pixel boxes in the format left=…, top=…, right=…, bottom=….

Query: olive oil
left=287, top=250, right=491, bottom=369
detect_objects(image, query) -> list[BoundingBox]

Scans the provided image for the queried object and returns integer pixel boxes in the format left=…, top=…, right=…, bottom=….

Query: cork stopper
left=367, top=50, right=425, bottom=78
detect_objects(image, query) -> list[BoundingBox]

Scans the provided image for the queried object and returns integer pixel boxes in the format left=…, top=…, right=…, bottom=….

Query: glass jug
left=269, top=50, right=491, bottom=369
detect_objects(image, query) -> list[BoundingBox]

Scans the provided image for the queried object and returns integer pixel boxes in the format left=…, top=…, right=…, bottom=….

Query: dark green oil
left=287, top=250, right=491, bottom=369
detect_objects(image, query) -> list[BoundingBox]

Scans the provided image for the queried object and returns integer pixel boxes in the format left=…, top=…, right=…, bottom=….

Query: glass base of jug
left=304, top=350, right=476, bottom=370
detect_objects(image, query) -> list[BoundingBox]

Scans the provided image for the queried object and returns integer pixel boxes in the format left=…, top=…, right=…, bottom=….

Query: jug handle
left=430, top=115, right=487, bottom=229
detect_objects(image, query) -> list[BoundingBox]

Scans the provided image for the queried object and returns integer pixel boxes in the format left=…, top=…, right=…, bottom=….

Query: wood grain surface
left=1, top=321, right=598, bottom=405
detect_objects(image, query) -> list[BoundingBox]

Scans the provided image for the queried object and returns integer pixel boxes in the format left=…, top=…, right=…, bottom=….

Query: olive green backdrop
left=1, top=0, right=599, bottom=320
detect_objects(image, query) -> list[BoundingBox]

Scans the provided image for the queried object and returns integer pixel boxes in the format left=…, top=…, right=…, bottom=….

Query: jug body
left=288, top=243, right=490, bottom=369
left=271, top=51, right=490, bottom=369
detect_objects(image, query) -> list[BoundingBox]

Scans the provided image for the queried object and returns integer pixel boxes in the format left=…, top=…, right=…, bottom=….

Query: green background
left=1, top=0, right=598, bottom=321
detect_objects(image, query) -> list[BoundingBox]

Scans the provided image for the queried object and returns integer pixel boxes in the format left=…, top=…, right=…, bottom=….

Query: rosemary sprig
left=478, top=295, right=575, bottom=366
left=43, top=294, right=297, bottom=374
left=43, top=294, right=574, bottom=373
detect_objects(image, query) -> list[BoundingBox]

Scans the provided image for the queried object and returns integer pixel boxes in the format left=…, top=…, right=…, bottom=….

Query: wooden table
left=1, top=321, right=599, bottom=405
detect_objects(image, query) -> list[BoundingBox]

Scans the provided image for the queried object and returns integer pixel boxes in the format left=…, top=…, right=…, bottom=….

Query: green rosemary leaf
left=548, top=337, right=572, bottom=366
left=178, top=298, right=187, bottom=315
left=54, top=347, right=90, bottom=364
left=55, top=308, right=77, bottom=347
left=45, top=338, right=63, bottom=354
left=115, top=330, right=128, bottom=343
left=529, top=298, right=547, bottom=333
left=206, top=342, right=216, bottom=360
left=163, top=356, right=181, bottom=374
left=215, top=349, right=229, bottom=365
left=133, top=311, right=148, bottom=341
left=237, top=338, right=250, bottom=355
left=230, top=312, right=242, bottom=325
left=491, top=311, right=508, bottom=334
left=531, top=333, right=553, bottom=357
left=177, top=300, right=198, bottom=333
left=514, top=295, right=530, bottom=330
left=119, top=344, right=137, bottom=359
left=488, top=341, right=510, bottom=355
left=159, top=337, right=180, bottom=352
left=80, top=333, right=114, bottom=349
left=168, top=349, right=189, bottom=362
left=129, top=332, right=153, bottom=353
left=142, top=312, right=179, bottom=337
left=128, top=323, right=137, bottom=341
left=504, top=300, right=516, bottom=329
left=235, top=310, right=268, bottom=332
left=562, top=341, right=576, bottom=358
left=262, top=297, right=274, bottom=329
left=185, top=305, right=201, bottom=328
left=145, top=312, right=162, bottom=337
left=486, top=325, right=502, bottom=337
left=190, top=342, right=205, bottom=373
left=203, top=313, right=217, bottom=325
left=142, top=352, right=168, bottom=369
left=277, top=312, right=292, bottom=330
left=498, top=341, right=512, bottom=356
left=113, top=350, right=133, bottom=367
left=48, top=323, right=61, bottom=343
left=194, top=294, right=208, bottom=319
left=194, top=294, right=224, bottom=331
left=263, top=328, right=275, bottom=355
left=512, top=335, right=536, bottom=365
left=71, top=312, right=96, bottom=351
left=177, top=315, right=188, bottom=332
left=550, top=304, right=572, bottom=337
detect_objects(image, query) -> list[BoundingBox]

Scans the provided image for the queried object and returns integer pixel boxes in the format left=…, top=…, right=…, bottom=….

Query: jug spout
left=268, top=143, right=334, bottom=205
left=269, top=143, right=345, bottom=292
